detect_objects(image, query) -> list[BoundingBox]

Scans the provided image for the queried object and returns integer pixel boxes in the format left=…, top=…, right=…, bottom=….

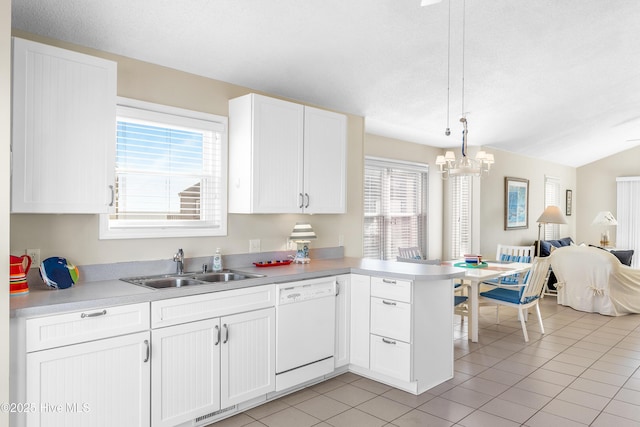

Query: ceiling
left=10, top=0, right=640, bottom=167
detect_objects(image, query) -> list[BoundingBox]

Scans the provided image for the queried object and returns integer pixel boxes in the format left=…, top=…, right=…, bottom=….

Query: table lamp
left=289, top=222, right=317, bottom=264
left=536, top=206, right=567, bottom=256
left=591, top=211, right=617, bottom=247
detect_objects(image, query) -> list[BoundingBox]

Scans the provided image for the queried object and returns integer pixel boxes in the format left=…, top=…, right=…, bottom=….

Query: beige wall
left=577, top=145, right=640, bottom=246
left=1, top=0, right=11, bottom=420
left=364, top=133, right=444, bottom=260
left=9, top=31, right=365, bottom=265
left=478, top=148, right=576, bottom=259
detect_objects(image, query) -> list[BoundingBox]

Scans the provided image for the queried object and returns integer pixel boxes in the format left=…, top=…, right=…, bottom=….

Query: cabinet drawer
left=26, top=302, right=150, bottom=352
left=370, top=297, right=411, bottom=343
left=151, top=284, right=276, bottom=328
left=370, top=277, right=411, bottom=303
left=370, top=334, right=411, bottom=382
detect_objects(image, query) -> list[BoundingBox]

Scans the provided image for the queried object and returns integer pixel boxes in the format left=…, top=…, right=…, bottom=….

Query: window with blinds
left=100, top=100, right=227, bottom=239
left=363, top=158, right=428, bottom=260
left=544, top=176, right=561, bottom=239
left=450, top=175, right=472, bottom=259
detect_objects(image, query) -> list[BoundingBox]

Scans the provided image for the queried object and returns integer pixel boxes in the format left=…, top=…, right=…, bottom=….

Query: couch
left=549, top=245, right=640, bottom=316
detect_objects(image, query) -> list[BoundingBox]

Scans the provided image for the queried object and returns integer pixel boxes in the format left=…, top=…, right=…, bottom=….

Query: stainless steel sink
left=121, top=270, right=265, bottom=289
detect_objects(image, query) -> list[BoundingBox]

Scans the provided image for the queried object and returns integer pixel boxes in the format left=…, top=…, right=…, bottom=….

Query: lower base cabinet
left=151, top=307, right=276, bottom=427
left=26, top=331, right=151, bottom=427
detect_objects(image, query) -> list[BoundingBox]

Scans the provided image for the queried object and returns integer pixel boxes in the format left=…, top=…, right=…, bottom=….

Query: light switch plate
left=26, top=248, right=40, bottom=267
left=249, top=239, right=261, bottom=253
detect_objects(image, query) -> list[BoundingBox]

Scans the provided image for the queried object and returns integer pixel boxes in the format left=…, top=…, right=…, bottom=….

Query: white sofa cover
left=550, top=246, right=640, bottom=316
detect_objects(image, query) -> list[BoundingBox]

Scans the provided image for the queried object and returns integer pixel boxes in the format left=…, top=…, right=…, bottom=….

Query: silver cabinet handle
left=382, top=279, right=397, bottom=285
left=109, top=185, right=115, bottom=207
left=382, top=300, right=396, bottom=306
left=81, top=309, right=107, bottom=318
left=336, top=281, right=340, bottom=296
left=143, top=340, right=150, bottom=363
left=304, top=193, right=310, bottom=208
left=382, top=338, right=396, bottom=345
left=214, top=325, right=220, bottom=346
left=299, top=193, right=304, bottom=209
left=223, top=324, right=229, bottom=344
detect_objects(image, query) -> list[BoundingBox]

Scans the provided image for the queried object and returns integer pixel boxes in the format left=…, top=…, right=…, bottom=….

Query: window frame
left=544, top=175, right=561, bottom=240
left=449, top=174, right=473, bottom=259
left=99, top=97, right=228, bottom=240
left=363, top=157, right=429, bottom=261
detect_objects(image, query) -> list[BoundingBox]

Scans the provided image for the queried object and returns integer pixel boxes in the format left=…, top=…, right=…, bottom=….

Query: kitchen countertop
left=10, top=257, right=465, bottom=318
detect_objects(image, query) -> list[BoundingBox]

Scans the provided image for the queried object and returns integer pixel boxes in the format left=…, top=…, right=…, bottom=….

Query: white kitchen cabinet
left=11, top=37, right=116, bottom=213
left=151, top=319, right=220, bottom=427
left=302, top=106, right=347, bottom=213
left=228, top=93, right=346, bottom=214
left=220, top=307, right=276, bottom=408
left=150, top=286, right=276, bottom=426
left=349, top=274, right=370, bottom=369
left=350, top=274, right=454, bottom=395
left=334, top=275, right=350, bottom=368
left=26, top=331, right=150, bottom=427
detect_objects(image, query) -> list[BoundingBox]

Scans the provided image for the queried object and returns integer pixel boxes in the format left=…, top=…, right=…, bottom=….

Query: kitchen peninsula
left=10, top=252, right=464, bottom=427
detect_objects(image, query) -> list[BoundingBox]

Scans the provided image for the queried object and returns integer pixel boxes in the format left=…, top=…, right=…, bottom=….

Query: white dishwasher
left=275, top=277, right=336, bottom=391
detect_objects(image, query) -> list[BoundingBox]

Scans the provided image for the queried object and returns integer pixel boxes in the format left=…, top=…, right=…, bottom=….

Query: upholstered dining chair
left=479, top=256, right=551, bottom=342
left=482, top=244, right=535, bottom=287
left=397, top=246, right=423, bottom=260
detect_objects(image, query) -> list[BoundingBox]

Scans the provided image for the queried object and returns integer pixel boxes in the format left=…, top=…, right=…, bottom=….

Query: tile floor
left=208, top=297, right=640, bottom=426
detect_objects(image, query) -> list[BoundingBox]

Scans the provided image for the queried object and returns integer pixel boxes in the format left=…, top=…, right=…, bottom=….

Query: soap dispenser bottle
left=213, top=248, right=223, bottom=272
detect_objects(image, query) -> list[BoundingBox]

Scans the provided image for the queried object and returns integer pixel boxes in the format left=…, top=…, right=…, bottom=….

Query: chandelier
left=435, top=117, right=494, bottom=178
left=434, top=0, right=494, bottom=179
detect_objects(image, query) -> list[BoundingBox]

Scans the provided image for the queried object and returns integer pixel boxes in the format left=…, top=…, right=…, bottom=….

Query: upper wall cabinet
left=11, top=38, right=117, bottom=213
left=228, top=93, right=346, bottom=214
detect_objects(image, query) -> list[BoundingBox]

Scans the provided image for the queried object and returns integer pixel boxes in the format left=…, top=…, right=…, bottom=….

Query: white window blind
left=100, top=99, right=227, bottom=239
left=450, top=175, right=472, bottom=259
left=616, top=177, right=640, bottom=268
left=544, top=176, right=561, bottom=239
left=363, top=158, right=428, bottom=260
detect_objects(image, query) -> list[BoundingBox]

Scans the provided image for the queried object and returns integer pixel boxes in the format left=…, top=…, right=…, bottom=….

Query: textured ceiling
left=11, top=0, right=640, bottom=167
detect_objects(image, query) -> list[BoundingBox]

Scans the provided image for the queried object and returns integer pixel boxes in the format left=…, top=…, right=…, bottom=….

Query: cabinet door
left=303, top=106, right=347, bottom=214
left=349, top=274, right=371, bottom=369
left=151, top=319, right=220, bottom=427
left=26, top=331, right=150, bottom=427
left=229, top=93, right=304, bottom=213
left=11, top=37, right=116, bottom=213
left=220, top=307, right=275, bottom=408
left=335, top=275, right=350, bottom=368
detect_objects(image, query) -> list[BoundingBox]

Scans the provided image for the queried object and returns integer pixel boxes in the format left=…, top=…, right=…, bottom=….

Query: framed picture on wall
left=566, top=189, right=572, bottom=216
left=504, top=177, right=529, bottom=230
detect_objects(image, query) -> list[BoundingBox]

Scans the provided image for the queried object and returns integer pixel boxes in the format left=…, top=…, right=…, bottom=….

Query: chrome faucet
left=173, top=248, right=184, bottom=274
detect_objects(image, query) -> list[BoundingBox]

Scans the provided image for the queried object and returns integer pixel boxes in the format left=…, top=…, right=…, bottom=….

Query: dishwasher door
left=276, top=293, right=336, bottom=374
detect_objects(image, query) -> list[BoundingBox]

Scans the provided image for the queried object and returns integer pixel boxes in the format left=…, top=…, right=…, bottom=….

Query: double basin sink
left=121, top=270, right=265, bottom=289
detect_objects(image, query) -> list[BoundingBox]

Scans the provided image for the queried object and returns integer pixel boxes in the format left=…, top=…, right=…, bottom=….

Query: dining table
left=443, top=260, right=533, bottom=342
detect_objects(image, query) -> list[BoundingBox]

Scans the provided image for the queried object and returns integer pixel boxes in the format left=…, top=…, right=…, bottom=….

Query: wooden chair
left=397, top=247, right=423, bottom=259
left=479, top=257, right=551, bottom=342
left=483, top=244, right=535, bottom=287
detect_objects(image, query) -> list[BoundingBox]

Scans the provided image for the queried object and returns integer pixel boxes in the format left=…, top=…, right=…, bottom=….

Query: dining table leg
left=469, top=280, right=479, bottom=342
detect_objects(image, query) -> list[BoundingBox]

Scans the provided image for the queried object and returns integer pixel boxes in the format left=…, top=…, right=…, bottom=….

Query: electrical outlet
left=249, top=239, right=261, bottom=253
left=26, top=248, right=40, bottom=267
left=338, top=234, right=344, bottom=246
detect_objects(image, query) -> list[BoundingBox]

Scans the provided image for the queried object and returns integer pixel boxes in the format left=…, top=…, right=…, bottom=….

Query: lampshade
left=288, top=222, right=317, bottom=242
left=591, top=211, right=617, bottom=226
left=536, top=205, right=567, bottom=225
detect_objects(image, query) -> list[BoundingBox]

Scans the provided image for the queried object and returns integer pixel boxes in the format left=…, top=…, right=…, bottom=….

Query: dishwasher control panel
left=277, top=280, right=336, bottom=304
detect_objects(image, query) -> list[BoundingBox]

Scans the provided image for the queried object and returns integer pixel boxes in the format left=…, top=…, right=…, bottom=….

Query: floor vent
left=194, top=405, right=236, bottom=424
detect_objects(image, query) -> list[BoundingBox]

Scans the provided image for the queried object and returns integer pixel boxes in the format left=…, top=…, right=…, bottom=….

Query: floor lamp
left=536, top=206, right=568, bottom=256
